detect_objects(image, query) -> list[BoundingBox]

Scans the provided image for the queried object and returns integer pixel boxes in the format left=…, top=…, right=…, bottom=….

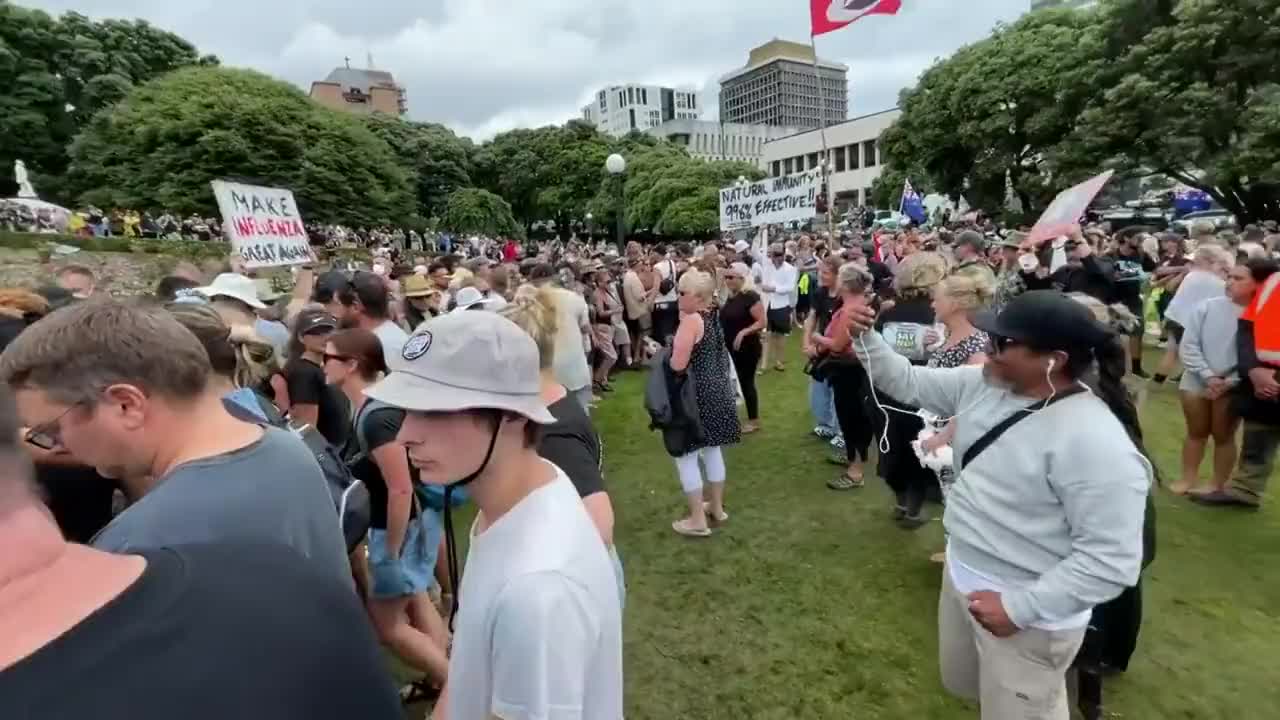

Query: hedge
left=0, top=231, right=371, bottom=264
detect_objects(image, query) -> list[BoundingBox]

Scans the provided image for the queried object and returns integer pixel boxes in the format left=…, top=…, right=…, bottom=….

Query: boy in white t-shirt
left=365, top=311, right=623, bottom=720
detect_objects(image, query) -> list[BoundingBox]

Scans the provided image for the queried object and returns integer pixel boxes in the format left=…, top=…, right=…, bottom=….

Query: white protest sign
left=719, top=170, right=821, bottom=231
left=1027, top=170, right=1114, bottom=245
left=211, top=180, right=316, bottom=268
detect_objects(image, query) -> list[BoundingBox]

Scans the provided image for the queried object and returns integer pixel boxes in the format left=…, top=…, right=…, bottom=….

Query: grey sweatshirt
left=1179, top=296, right=1242, bottom=383
left=854, top=330, right=1151, bottom=629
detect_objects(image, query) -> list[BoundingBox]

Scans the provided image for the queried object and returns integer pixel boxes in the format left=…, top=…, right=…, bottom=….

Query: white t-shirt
left=373, top=320, right=409, bottom=361
left=654, top=258, right=678, bottom=306
left=1165, top=269, right=1225, bottom=328
left=447, top=466, right=623, bottom=720
left=549, top=287, right=592, bottom=393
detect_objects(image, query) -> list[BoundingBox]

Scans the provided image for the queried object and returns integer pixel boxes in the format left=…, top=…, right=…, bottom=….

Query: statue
left=14, top=160, right=37, bottom=199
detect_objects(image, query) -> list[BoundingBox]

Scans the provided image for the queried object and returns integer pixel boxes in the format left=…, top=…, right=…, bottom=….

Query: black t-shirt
left=279, top=358, right=350, bottom=448
left=538, top=395, right=604, bottom=498
left=1110, top=250, right=1157, bottom=308
left=811, top=286, right=840, bottom=335
left=0, top=544, right=402, bottom=720
left=345, top=404, right=418, bottom=530
left=33, top=464, right=117, bottom=543
left=719, top=290, right=762, bottom=352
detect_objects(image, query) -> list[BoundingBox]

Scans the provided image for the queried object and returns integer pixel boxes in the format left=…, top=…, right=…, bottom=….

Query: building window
left=629, top=108, right=636, bottom=130
left=784, top=157, right=793, bottom=174
left=772, top=161, right=781, bottom=177
left=848, top=144, right=860, bottom=170
left=641, top=88, right=647, bottom=105
left=864, top=187, right=874, bottom=206
left=834, top=146, right=846, bottom=172
left=863, top=140, right=876, bottom=167
left=807, top=152, right=819, bottom=170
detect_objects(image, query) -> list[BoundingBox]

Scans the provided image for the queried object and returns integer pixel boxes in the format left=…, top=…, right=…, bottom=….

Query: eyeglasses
left=25, top=403, right=84, bottom=452
left=322, top=352, right=351, bottom=365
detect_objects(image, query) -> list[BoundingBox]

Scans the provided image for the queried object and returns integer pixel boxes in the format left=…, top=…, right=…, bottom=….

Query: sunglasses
left=322, top=352, right=351, bottom=364
left=991, top=334, right=1021, bottom=354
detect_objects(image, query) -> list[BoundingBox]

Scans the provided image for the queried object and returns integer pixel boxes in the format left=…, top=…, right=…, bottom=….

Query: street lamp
left=606, top=153, right=626, bottom=250
left=585, top=212, right=593, bottom=239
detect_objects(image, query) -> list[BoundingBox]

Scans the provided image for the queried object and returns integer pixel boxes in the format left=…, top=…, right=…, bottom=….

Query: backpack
left=350, top=400, right=469, bottom=512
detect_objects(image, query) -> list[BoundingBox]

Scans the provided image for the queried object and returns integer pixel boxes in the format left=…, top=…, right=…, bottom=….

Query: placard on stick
left=211, top=180, right=316, bottom=269
left=1026, top=170, right=1114, bottom=245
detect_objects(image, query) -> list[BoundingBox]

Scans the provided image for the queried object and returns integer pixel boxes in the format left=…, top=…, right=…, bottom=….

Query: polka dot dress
left=688, top=309, right=742, bottom=450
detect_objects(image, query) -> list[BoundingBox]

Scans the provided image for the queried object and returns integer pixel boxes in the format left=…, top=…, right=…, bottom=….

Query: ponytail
left=1084, top=337, right=1160, bottom=484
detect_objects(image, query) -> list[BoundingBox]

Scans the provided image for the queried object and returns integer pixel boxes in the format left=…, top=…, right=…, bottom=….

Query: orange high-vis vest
left=1244, top=272, right=1280, bottom=365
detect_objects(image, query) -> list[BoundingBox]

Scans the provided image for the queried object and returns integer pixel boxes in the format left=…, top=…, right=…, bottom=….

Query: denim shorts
left=367, top=509, right=442, bottom=600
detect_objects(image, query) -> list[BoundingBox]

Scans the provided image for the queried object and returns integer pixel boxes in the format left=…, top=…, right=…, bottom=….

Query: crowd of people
left=2, top=205, right=1279, bottom=720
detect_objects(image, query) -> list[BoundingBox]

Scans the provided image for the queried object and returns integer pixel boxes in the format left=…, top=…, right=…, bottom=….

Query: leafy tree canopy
left=64, top=66, right=414, bottom=227
left=440, top=187, right=522, bottom=238
left=362, top=114, right=474, bottom=222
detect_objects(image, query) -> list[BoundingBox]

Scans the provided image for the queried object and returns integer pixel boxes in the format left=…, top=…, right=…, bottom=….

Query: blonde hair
left=1192, top=244, right=1235, bottom=273
left=936, top=273, right=994, bottom=312
left=836, top=263, right=873, bottom=295
left=499, top=284, right=559, bottom=370
left=677, top=269, right=715, bottom=302
left=167, top=302, right=281, bottom=389
left=894, top=252, right=948, bottom=299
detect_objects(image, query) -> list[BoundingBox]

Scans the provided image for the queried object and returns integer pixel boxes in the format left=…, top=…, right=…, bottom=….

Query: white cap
left=196, top=273, right=265, bottom=309
left=365, top=311, right=555, bottom=424
left=733, top=240, right=750, bottom=253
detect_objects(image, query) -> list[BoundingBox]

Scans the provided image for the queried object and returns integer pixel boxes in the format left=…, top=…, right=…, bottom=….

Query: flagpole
left=809, top=34, right=836, bottom=244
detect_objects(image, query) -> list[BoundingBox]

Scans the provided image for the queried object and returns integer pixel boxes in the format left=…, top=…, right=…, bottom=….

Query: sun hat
left=402, top=274, right=434, bottom=298
left=197, top=273, right=266, bottom=310
left=451, top=286, right=496, bottom=312
left=364, top=311, right=556, bottom=424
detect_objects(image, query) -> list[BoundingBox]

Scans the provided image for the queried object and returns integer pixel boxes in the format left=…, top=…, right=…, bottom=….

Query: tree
left=64, top=66, right=414, bottom=227
left=440, top=188, right=522, bottom=238
left=1065, top=0, right=1280, bottom=222
left=879, top=9, right=1101, bottom=216
left=362, top=115, right=474, bottom=221
left=0, top=4, right=215, bottom=198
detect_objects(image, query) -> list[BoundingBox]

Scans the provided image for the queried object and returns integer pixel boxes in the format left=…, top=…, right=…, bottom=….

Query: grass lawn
left=584, top=341, right=1280, bottom=720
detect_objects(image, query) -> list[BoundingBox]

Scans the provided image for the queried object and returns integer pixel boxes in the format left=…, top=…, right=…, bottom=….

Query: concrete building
left=761, top=108, right=902, bottom=211
left=719, top=39, right=848, bottom=130
left=581, top=84, right=702, bottom=137
left=645, top=119, right=803, bottom=167
left=309, top=65, right=407, bottom=116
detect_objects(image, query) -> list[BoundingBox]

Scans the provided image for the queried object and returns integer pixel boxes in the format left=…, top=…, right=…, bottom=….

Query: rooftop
left=720, top=38, right=848, bottom=84
left=319, top=67, right=401, bottom=94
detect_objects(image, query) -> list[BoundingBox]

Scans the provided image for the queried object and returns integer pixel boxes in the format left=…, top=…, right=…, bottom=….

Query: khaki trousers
left=939, top=568, right=1086, bottom=719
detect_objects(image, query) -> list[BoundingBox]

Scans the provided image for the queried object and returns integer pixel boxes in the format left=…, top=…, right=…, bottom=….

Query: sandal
left=702, top=502, right=729, bottom=525
left=672, top=518, right=712, bottom=537
left=827, top=473, right=865, bottom=491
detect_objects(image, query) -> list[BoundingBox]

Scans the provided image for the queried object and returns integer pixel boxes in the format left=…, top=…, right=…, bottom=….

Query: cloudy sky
left=24, top=0, right=1030, bottom=140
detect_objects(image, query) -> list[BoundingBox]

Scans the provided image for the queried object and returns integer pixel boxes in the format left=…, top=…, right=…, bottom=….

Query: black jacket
left=1232, top=319, right=1280, bottom=426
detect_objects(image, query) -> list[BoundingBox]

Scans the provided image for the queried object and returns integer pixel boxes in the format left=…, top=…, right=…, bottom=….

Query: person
left=650, top=246, right=681, bottom=345
left=165, top=302, right=283, bottom=425
left=759, top=243, right=799, bottom=372
left=500, top=286, right=624, bottom=606
left=668, top=269, right=742, bottom=537
left=0, top=299, right=353, bottom=590
left=1191, top=258, right=1280, bottom=508
left=622, top=256, right=653, bottom=366
left=606, top=262, right=633, bottom=369
left=340, top=271, right=410, bottom=360
left=0, top=385, right=404, bottom=720
left=529, top=263, right=593, bottom=412
left=802, top=256, right=843, bottom=446
left=1171, top=261, right=1258, bottom=496
left=54, top=264, right=96, bottom=299
left=1154, top=244, right=1234, bottom=384
left=812, top=263, right=876, bottom=490
left=322, top=328, right=450, bottom=689
left=1108, top=232, right=1159, bottom=378
left=589, top=263, right=621, bottom=393
left=427, top=262, right=453, bottom=309
left=849, top=289, right=1152, bottom=720
left=401, top=273, right=441, bottom=330
left=719, top=262, right=766, bottom=433
left=267, top=307, right=350, bottom=447
left=951, top=231, right=997, bottom=290
left=363, top=311, right=623, bottom=720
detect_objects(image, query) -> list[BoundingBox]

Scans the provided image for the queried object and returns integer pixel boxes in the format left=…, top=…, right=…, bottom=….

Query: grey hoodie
left=854, top=330, right=1151, bottom=629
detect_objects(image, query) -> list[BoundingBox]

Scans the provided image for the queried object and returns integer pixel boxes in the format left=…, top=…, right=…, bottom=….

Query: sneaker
left=1188, top=490, right=1260, bottom=509
left=1131, top=368, right=1150, bottom=379
left=829, top=435, right=846, bottom=450
left=813, top=425, right=837, bottom=440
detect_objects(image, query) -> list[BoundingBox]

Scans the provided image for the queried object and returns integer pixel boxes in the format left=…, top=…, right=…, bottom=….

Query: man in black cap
left=848, top=290, right=1151, bottom=719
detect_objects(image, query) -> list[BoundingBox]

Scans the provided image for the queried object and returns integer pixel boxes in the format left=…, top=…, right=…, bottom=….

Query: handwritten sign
left=719, top=171, right=822, bottom=231
left=1027, top=170, right=1114, bottom=245
left=211, top=180, right=316, bottom=268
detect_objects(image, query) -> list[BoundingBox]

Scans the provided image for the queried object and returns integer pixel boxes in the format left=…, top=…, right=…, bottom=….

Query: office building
left=581, top=84, right=702, bottom=137
left=719, top=39, right=848, bottom=130
left=646, top=119, right=803, bottom=167
left=310, top=64, right=407, bottom=116
left=761, top=108, right=902, bottom=210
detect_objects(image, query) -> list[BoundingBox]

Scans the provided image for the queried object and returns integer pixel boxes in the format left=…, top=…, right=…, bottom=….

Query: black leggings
left=874, top=403, right=938, bottom=514
left=829, top=366, right=872, bottom=463
left=729, top=341, right=761, bottom=420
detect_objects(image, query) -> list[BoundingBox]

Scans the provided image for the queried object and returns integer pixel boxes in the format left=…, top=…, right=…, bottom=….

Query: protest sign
left=1026, top=170, right=1114, bottom=245
left=211, top=180, right=316, bottom=268
left=719, top=170, right=822, bottom=231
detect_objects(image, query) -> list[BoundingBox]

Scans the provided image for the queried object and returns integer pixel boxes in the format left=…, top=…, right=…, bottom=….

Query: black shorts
left=624, top=316, right=642, bottom=341
left=652, top=303, right=679, bottom=343
left=1165, top=320, right=1185, bottom=344
left=767, top=307, right=792, bottom=335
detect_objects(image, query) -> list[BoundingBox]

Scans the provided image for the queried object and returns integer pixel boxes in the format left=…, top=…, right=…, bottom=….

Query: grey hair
left=1192, top=244, right=1235, bottom=272
left=836, top=262, right=873, bottom=295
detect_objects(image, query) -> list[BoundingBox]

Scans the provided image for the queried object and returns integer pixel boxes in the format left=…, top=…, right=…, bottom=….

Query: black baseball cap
left=297, top=311, right=338, bottom=336
left=974, top=290, right=1111, bottom=351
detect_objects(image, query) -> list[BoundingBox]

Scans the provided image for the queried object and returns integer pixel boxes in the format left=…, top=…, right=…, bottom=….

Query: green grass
left=589, top=341, right=1280, bottom=720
